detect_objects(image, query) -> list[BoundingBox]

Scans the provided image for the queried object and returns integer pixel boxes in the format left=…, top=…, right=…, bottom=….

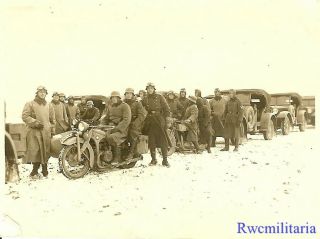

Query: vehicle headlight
left=78, top=121, right=89, bottom=132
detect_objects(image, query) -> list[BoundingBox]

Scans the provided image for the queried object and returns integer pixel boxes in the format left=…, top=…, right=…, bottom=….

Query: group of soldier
left=22, top=83, right=243, bottom=179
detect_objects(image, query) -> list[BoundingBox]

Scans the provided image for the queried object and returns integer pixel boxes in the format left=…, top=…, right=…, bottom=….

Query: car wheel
left=299, top=116, right=306, bottom=132
left=263, top=120, right=274, bottom=140
left=281, top=116, right=290, bottom=135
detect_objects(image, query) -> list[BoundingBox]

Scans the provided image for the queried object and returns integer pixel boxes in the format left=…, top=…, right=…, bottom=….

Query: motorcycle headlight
left=272, top=108, right=278, bottom=114
left=78, top=121, right=89, bottom=132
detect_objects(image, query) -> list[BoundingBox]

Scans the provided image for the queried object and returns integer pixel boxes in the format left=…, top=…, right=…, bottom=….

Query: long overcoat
left=197, top=100, right=214, bottom=144
left=22, top=99, right=56, bottom=164
left=209, top=96, right=227, bottom=136
left=100, top=101, right=131, bottom=146
left=66, top=103, right=79, bottom=125
left=142, top=93, right=170, bottom=148
left=124, top=98, right=146, bottom=141
left=50, top=101, right=69, bottom=134
left=183, top=103, right=199, bottom=142
left=223, top=97, right=243, bottom=139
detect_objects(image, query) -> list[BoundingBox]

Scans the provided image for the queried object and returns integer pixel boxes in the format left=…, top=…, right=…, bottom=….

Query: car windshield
left=270, top=96, right=291, bottom=105
left=303, top=99, right=315, bottom=107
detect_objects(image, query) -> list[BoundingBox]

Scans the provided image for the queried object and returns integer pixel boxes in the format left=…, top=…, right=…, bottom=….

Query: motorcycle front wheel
left=59, top=144, right=90, bottom=179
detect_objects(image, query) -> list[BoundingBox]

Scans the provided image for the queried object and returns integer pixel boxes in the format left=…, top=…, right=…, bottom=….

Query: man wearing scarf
left=22, top=86, right=56, bottom=179
left=50, top=92, right=69, bottom=134
left=178, top=88, right=189, bottom=119
left=209, top=88, right=227, bottom=147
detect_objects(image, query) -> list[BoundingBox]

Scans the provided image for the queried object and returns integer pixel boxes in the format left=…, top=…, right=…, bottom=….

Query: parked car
left=219, top=89, right=277, bottom=140
left=270, top=92, right=307, bottom=133
left=302, top=96, right=315, bottom=126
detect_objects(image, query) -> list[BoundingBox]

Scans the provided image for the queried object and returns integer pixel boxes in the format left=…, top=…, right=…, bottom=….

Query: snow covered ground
left=1, top=126, right=319, bottom=239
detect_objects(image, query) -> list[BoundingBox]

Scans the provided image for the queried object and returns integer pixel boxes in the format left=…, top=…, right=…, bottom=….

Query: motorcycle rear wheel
left=59, top=144, right=90, bottom=179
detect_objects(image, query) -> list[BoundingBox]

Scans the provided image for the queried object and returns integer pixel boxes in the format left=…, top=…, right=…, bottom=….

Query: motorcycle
left=58, top=120, right=148, bottom=179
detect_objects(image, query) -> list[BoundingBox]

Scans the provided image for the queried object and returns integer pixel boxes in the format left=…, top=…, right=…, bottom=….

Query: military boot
left=30, top=163, right=41, bottom=179
left=207, top=137, right=212, bottom=153
left=212, top=136, right=216, bottom=147
left=192, top=141, right=202, bottom=154
left=220, top=138, right=230, bottom=151
left=160, top=147, right=170, bottom=167
left=149, top=149, right=157, bottom=166
left=42, top=164, right=48, bottom=178
left=162, top=158, right=170, bottom=168
left=127, top=140, right=137, bottom=160
left=233, top=138, right=239, bottom=152
left=111, top=146, right=122, bottom=165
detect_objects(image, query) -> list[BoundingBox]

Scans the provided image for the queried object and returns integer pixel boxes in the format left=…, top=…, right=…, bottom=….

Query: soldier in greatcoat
left=50, top=92, right=69, bottom=134
left=195, top=89, right=210, bottom=108
left=183, top=96, right=201, bottom=154
left=100, top=91, right=131, bottom=164
left=77, top=96, right=87, bottom=118
left=221, top=89, right=243, bottom=152
left=166, top=90, right=183, bottom=119
left=123, top=88, right=146, bottom=159
left=22, top=86, right=56, bottom=179
left=197, top=98, right=214, bottom=153
left=209, top=88, right=227, bottom=147
left=66, top=96, right=80, bottom=126
left=141, top=82, right=171, bottom=167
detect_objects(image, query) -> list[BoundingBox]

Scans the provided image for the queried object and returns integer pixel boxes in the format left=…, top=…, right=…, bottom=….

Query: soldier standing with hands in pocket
left=22, top=86, right=56, bottom=179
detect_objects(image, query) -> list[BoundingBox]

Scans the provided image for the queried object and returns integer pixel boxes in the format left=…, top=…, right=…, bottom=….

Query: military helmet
left=180, top=88, right=186, bottom=93
left=145, top=82, right=156, bottom=90
left=124, top=88, right=135, bottom=94
left=59, top=93, right=66, bottom=97
left=36, top=86, right=48, bottom=94
left=110, top=91, right=121, bottom=98
left=167, top=90, right=174, bottom=95
left=187, top=96, right=197, bottom=104
left=86, top=100, right=94, bottom=106
left=52, top=91, right=59, bottom=97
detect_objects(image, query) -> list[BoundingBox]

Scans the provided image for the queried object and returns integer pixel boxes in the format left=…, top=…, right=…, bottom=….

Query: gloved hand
left=32, top=120, right=44, bottom=129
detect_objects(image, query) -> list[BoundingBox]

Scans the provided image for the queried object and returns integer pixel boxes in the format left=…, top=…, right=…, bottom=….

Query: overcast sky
left=1, top=0, right=320, bottom=121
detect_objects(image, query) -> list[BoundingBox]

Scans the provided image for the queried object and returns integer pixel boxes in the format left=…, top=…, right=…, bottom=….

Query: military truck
left=270, top=93, right=307, bottom=134
left=302, top=96, right=315, bottom=126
